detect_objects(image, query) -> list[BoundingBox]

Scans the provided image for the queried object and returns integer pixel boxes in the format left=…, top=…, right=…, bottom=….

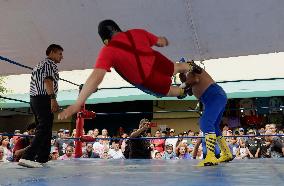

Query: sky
left=3, top=52, right=284, bottom=95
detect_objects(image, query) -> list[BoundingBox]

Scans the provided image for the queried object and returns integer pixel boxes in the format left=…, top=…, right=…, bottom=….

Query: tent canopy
left=1, top=0, right=284, bottom=75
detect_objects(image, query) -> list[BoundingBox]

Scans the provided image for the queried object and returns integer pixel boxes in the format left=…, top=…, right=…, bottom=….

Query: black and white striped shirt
left=30, top=58, right=59, bottom=96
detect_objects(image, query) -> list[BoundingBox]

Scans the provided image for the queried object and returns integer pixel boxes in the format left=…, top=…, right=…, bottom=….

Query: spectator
left=55, top=130, right=75, bottom=156
left=81, top=143, right=99, bottom=158
left=101, top=129, right=109, bottom=138
left=119, top=133, right=128, bottom=153
left=176, top=144, right=192, bottom=159
left=268, top=124, right=277, bottom=134
left=161, top=131, right=167, bottom=138
left=0, top=136, right=12, bottom=160
left=108, top=142, right=125, bottom=159
left=87, top=130, right=94, bottom=136
left=57, top=129, right=65, bottom=138
left=235, top=139, right=248, bottom=159
left=246, top=129, right=260, bottom=159
left=93, top=128, right=99, bottom=138
left=228, top=137, right=238, bottom=159
left=127, top=119, right=151, bottom=159
left=71, top=129, right=76, bottom=138
left=10, top=130, right=21, bottom=149
left=58, top=146, right=75, bottom=160
left=101, top=129, right=110, bottom=147
left=100, top=151, right=111, bottom=159
left=162, top=144, right=176, bottom=160
left=150, top=144, right=156, bottom=159
left=50, top=148, right=59, bottom=160
left=151, top=130, right=165, bottom=153
left=0, top=146, right=8, bottom=162
left=222, top=124, right=229, bottom=136
left=265, top=130, right=284, bottom=158
left=237, top=128, right=247, bottom=146
left=259, top=134, right=270, bottom=158
left=279, top=129, right=284, bottom=143
left=93, top=137, right=108, bottom=156
left=175, top=133, right=184, bottom=148
left=13, top=123, right=36, bottom=162
left=165, top=129, right=178, bottom=150
left=154, top=151, right=162, bottom=159
left=265, top=124, right=271, bottom=132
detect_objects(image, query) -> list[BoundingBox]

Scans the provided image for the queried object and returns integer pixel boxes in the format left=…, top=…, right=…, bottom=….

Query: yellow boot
left=197, top=134, right=218, bottom=166
left=217, top=136, right=233, bottom=163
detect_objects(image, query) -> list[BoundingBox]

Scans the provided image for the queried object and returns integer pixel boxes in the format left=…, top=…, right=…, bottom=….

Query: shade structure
left=1, top=0, right=284, bottom=75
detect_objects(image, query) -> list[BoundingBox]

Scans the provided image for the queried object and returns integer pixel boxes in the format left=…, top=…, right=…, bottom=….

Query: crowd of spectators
left=0, top=121, right=283, bottom=163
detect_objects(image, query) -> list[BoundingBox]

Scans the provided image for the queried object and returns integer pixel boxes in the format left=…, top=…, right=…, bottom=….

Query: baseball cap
left=64, top=130, right=70, bottom=134
left=170, top=129, right=175, bottom=132
left=14, top=130, right=21, bottom=134
left=239, top=128, right=244, bottom=132
left=248, top=129, right=255, bottom=134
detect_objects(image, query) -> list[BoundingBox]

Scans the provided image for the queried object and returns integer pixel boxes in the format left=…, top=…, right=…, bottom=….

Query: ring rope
left=0, top=55, right=80, bottom=87
left=1, top=133, right=283, bottom=141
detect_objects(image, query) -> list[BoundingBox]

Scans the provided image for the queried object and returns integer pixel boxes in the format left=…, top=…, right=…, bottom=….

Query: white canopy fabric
left=1, top=0, right=284, bottom=75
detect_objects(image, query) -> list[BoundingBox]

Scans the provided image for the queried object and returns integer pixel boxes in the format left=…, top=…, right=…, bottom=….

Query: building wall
left=151, top=100, right=201, bottom=133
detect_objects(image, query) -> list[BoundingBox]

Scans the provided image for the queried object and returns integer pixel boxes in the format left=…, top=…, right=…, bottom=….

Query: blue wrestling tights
left=199, top=83, right=227, bottom=137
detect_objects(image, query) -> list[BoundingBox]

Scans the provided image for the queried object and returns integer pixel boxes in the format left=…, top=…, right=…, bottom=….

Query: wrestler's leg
left=166, top=86, right=183, bottom=97
left=173, top=63, right=190, bottom=75
left=215, top=109, right=233, bottom=163
left=197, top=98, right=222, bottom=166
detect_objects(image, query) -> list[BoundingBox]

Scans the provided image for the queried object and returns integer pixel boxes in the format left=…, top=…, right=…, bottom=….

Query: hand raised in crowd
left=139, top=118, right=150, bottom=130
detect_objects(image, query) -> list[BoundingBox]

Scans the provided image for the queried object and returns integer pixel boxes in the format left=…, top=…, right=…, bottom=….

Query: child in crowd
left=162, top=144, right=176, bottom=160
left=235, top=139, right=248, bottom=159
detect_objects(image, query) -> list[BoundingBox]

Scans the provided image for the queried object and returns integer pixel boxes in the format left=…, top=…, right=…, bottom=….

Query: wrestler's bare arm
left=58, top=68, right=106, bottom=119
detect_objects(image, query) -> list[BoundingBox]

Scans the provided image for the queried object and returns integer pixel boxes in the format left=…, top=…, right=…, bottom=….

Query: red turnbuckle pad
left=78, top=110, right=96, bottom=119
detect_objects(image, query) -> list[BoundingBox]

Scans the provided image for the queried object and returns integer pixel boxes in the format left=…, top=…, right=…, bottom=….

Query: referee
left=19, top=44, right=63, bottom=168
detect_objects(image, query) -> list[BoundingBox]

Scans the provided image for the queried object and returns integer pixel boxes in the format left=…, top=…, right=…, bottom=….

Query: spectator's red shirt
left=152, top=139, right=165, bottom=152
left=13, top=137, right=30, bottom=154
left=94, top=29, right=158, bottom=85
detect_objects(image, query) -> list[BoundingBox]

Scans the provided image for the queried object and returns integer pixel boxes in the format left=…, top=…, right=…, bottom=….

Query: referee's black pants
left=22, top=95, right=53, bottom=163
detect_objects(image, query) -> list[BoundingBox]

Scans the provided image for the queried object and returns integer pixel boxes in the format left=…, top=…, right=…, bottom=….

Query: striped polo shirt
left=30, top=58, right=59, bottom=96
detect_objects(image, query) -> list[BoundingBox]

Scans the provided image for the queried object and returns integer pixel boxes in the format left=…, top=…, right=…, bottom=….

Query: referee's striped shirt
left=30, top=58, right=59, bottom=96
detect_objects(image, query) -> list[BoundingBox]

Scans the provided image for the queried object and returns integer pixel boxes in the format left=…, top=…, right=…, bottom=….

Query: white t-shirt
left=108, top=149, right=125, bottom=159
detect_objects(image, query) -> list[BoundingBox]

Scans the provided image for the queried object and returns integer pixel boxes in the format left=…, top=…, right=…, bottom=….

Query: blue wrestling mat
left=0, top=159, right=283, bottom=186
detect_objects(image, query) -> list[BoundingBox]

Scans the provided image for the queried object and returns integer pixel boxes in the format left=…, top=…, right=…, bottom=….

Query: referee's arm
left=44, top=78, right=59, bottom=113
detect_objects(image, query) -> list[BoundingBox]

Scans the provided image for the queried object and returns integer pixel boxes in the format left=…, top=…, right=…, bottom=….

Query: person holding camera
left=125, top=119, right=152, bottom=159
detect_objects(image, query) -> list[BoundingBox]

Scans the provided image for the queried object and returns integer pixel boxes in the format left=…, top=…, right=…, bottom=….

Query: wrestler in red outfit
left=95, top=28, right=175, bottom=96
left=58, top=19, right=201, bottom=120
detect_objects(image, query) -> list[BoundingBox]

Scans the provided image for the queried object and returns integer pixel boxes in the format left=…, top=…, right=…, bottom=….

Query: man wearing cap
left=165, top=129, right=178, bottom=150
left=58, top=19, right=203, bottom=120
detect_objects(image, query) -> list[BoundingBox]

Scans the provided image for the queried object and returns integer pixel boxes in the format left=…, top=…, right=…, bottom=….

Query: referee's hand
left=51, top=99, right=60, bottom=113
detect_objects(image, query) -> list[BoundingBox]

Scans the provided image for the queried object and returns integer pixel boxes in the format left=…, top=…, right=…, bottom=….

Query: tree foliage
left=0, top=76, right=8, bottom=102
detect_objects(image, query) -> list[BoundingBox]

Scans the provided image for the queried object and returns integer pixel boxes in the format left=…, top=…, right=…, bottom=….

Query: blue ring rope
left=0, top=133, right=283, bottom=140
left=0, top=55, right=80, bottom=87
